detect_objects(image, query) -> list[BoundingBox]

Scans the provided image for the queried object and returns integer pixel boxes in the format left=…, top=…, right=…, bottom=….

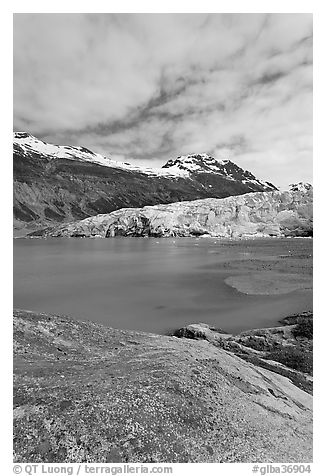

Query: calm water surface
left=13, top=238, right=312, bottom=334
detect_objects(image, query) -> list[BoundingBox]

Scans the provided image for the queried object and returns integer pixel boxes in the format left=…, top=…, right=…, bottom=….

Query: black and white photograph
left=11, top=8, right=314, bottom=469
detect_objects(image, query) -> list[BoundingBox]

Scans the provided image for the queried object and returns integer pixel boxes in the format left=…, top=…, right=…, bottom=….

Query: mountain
left=163, top=153, right=276, bottom=191
left=14, top=309, right=312, bottom=463
left=14, top=132, right=189, bottom=177
left=37, top=185, right=312, bottom=239
left=13, top=132, right=277, bottom=234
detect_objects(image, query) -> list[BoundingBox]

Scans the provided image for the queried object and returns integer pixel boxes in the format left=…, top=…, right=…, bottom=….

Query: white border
left=2, top=3, right=323, bottom=474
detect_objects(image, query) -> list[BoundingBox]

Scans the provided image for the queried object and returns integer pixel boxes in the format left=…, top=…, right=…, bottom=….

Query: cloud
left=13, top=13, right=312, bottom=188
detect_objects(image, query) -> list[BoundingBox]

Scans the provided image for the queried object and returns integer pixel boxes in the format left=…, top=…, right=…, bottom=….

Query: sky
left=13, top=13, right=312, bottom=188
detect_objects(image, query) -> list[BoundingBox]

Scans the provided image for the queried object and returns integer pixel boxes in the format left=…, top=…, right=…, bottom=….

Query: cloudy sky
left=13, top=13, right=312, bottom=188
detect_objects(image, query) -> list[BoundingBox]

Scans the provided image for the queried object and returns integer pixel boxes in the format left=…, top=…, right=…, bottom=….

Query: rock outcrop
left=14, top=309, right=312, bottom=463
left=38, top=185, right=312, bottom=238
left=174, top=312, right=313, bottom=394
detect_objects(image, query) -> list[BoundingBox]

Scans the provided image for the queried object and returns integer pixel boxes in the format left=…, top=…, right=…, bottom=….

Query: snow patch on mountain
left=163, top=153, right=277, bottom=191
left=163, top=153, right=230, bottom=173
left=289, top=182, right=312, bottom=193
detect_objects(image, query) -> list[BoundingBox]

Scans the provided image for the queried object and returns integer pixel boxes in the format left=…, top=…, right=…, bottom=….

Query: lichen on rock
left=14, top=309, right=312, bottom=463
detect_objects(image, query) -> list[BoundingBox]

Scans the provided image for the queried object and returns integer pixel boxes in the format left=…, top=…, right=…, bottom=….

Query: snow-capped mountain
left=14, top=133, right=277, bottom=189
left=13, top=132, right=278, bottom=234
left=289, top=182, right=313, bottom=193
left=163, top=153, right=277, bottom=191
left=14, top=132, right=188, bottom=178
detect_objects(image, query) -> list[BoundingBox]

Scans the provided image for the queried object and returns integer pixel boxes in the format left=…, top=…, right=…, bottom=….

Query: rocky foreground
left=14, top=310, right=312, bottom=463
left=34, top=184, right=312, bottom=238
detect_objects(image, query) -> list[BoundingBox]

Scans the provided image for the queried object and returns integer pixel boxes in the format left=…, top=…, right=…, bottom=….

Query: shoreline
left=14, top=231, right=314, bottom=240
left=224, top=272, right=312, bottom=295
left=172, top=311, right=313, bottom=394
left=14, top=305, right=312, bottom=337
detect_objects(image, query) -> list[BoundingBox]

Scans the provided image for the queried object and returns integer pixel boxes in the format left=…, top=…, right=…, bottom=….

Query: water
left=13, top=237, right=312, bottom=334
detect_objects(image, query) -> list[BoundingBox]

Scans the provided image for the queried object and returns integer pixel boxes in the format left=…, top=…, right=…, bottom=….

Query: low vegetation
left=264, top=346, right=313, bottom=375
left=293, top=317, right=313, bottom=339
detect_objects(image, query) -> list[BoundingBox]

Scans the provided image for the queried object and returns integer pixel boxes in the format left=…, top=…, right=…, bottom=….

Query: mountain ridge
left=14, top=132, right=278, bottom=188
left=14, top=132, right=189, bottom=178
left=13, top=132, right=277, bottom=234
